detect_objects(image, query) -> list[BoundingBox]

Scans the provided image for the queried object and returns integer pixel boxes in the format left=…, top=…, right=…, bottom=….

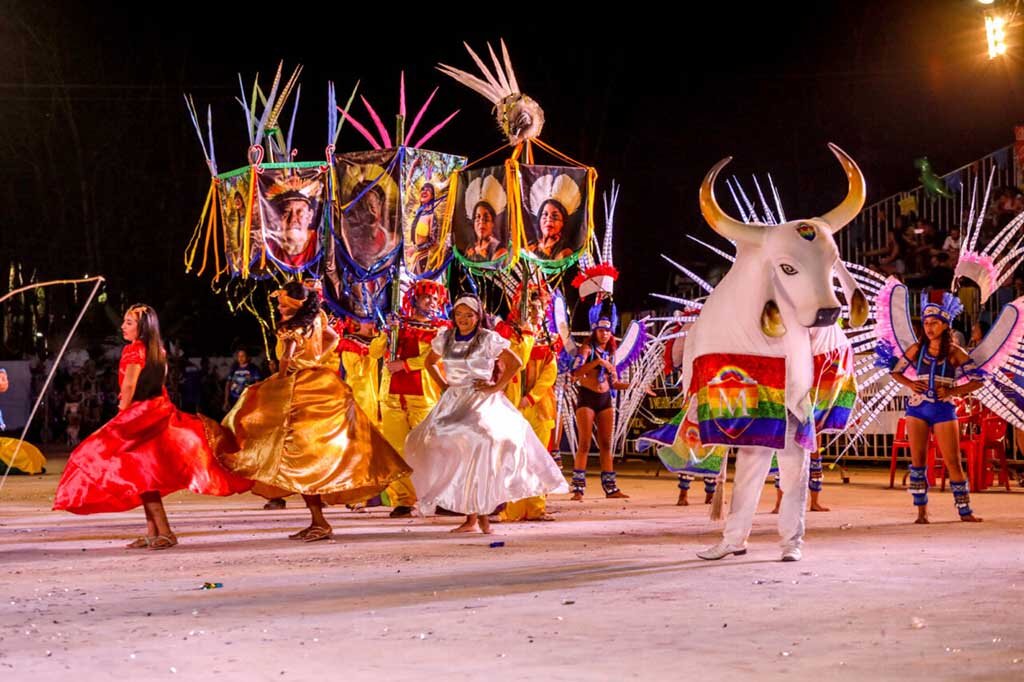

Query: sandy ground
left=2, top=455, right=1024, bottom=682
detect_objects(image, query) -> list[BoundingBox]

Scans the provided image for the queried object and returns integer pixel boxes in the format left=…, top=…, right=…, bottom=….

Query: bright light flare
left=986, top=15, right=1008, bottom=59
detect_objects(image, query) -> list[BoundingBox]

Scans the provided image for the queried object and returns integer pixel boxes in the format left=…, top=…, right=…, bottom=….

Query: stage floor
left=2, top=457, right=1023, bottom=680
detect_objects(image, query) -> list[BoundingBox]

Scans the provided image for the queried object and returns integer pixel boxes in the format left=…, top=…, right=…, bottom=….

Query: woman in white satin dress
left=407, top=294, right=568, bottom=533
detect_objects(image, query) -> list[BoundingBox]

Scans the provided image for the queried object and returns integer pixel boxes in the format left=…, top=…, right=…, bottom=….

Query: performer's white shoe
left=781, top=546, right=802, bottom=562
left=696, top=542, right=747, bottom=560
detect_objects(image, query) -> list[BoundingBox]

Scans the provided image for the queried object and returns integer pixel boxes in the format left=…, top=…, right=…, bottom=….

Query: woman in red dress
left=53, top=305, right=252, bottom=549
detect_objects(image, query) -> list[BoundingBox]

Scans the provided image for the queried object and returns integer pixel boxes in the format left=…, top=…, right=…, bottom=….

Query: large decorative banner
left=451, top=166, right=512, bottom=268
left=520, top=165, right=590, bottom=264
left=334, top=149, right=402, bottom=275
left=401, top=149, right=465, bottom=276
left=692, top=352, right=787, bottom=449
left=255, top=164, right=329, bottom=273
left=216, top=169, right=261, bottom=277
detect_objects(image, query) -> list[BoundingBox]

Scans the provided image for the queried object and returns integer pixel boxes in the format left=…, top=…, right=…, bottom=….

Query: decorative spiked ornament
left=437, top=40, right=544, bottom=145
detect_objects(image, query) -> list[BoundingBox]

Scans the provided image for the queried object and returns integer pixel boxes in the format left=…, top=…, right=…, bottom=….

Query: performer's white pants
left=722, top=418, right=810, bottom=550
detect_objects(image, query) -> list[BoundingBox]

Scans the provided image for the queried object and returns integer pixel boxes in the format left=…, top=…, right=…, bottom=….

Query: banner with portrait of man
left=333, top=149, right=402, bottom=276
left=400, top=148, right=466, bottom=277
left=255, top=164, right=329, bottom=274
left=450, top=166, right=512, bottom=270
left=519, top=165, right=592, bottom=270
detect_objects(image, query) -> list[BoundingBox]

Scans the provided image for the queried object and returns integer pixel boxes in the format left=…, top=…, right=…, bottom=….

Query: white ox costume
left=680, top=144, right=867, bottom=562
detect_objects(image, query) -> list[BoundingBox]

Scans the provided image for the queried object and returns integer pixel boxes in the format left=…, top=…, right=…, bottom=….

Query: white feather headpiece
left=529, top=174, right=582, bottom=218
left=464, top=174, right=508, bottom=219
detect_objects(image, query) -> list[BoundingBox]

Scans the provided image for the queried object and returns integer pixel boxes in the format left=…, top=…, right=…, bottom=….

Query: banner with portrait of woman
left=255, top=163, right=329, bottom=274
left=450, top=166, right=513, bottom=270
left=400, top=148, right=466, bottom=277
left=519, top=165, right=592, bottom=270
left=333, top=149, right=402, bottom=277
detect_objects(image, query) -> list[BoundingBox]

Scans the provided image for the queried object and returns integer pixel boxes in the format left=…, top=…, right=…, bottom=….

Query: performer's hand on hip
left=474, top=379, right=499, bottom=394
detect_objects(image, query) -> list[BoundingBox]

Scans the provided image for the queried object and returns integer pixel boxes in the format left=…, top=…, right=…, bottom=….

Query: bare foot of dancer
left=451, top=515, right=478, bottom=533
left=704, top=492, right=714, bottom=505
left=915, top=507, right=930, bottom=524
left=676, top=489, right=689, bottom=506
left=960, top=514, right=983, bottom=522
left=477, top=516, right=492, bottom=534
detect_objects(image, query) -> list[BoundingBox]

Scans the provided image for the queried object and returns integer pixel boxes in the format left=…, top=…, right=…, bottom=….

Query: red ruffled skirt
left=53, top=390, right=252, bottom=514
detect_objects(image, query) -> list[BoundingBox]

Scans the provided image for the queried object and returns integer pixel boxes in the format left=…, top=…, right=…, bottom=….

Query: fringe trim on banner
left=184, top=180, right=216, bottom=276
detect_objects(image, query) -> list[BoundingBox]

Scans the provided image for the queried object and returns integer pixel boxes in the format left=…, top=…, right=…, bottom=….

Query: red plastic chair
left=953, top=415, right=1009, bottom=492
left=977, top=416, right=1010, bottom=491
left=890, top=417, right=939, bottom=488
left=889, top=417, right=910, bottom=488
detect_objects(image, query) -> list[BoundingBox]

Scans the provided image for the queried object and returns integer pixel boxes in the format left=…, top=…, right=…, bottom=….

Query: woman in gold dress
left=210, top=281, right=412, bottom=542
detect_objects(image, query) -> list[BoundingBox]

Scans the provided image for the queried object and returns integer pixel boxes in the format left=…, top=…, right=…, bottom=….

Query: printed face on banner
left=335, top=150, right=401, bottom=273
left=452, top=167, right=510, bottom=266
left=401, top=149, right=466, bottom=276
left=521, top=165, right=589, bottom=263
left=334, top=271, right=390, bottom=321
left=256, top=167, right=327, bottom=272
left=217, top=171, right=264, bottom=276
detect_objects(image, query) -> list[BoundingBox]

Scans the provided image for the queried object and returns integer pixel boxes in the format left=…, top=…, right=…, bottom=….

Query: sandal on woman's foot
left=288, top=526, right=314, bottom=540
left=126, top=536, right=154, bottom=549
left=302, top=526, right=333, bottom=543
left=147, top=534, right=178, bottom=550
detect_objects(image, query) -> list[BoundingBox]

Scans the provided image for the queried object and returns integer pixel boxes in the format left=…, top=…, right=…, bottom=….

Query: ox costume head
left=698, top=143, right=869, bottom=337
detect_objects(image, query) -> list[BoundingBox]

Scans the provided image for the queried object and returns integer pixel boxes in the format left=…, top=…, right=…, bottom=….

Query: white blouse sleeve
left=483, top=328, right=512, bottom=360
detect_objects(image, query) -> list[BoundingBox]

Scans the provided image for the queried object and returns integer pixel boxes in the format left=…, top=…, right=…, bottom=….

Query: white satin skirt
left=407, top=386, right=568, bottom=515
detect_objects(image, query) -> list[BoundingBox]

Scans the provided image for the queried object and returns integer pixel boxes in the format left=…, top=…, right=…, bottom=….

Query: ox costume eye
left=780, top=264, right=798, bottom=276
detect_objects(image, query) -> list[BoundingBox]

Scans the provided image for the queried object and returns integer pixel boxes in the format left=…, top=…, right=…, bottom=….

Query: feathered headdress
left=920, top=289, right=964, bottom=325
left=264, top=172, right=323, bottom=205
left=437, top=40, right=545, bottom=145
left=401, top=279, right=450, bottom=318
left=589, top=297, right=618, bottom=332
left=529, top=174, right=582, bottom=218
left=464, top=174, right=508, bottom=219
left=954, top=167, right=1024, bottom=304
left=572, top=181, right=620, bottom=299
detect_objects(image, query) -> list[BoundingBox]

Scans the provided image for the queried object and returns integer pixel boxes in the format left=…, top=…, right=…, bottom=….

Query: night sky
left=3, top=0, right=1024, bottom=355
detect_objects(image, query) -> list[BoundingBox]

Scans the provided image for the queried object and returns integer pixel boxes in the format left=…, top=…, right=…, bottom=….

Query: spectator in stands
left=942, top=226, right=962, bottom=263
left=912, top=219, right=942, bottom=274
left=968, top=320, right=990, bottom=350
left=865, top=220, right=909, bottom=275
left=927, top=252, right=955, bottom=290
left=223, top=348, right=263, bottom=413
left=179, top=358, right=203, bottom=414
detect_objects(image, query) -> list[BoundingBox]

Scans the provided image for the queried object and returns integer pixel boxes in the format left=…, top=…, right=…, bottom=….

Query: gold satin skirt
left=209, top=367, right=411, bottom=504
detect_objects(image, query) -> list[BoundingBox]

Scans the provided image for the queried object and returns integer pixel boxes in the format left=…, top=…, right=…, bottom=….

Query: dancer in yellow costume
left=377, top=279, right=450, bottom=517
left=0, top=368, right=47, bottom=475
left=496, top=288, right=560, bottom=521
left=336, top=318, right=387, bottom=425
left=210, top=282, right=411, bottom=541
